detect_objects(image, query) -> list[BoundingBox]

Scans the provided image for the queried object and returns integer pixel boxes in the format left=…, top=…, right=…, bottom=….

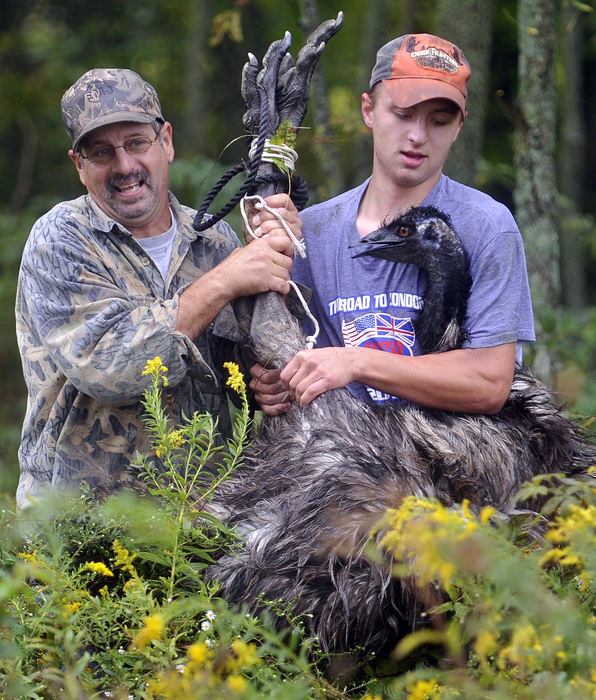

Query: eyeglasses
left=80, top=134, right=161, bottom=165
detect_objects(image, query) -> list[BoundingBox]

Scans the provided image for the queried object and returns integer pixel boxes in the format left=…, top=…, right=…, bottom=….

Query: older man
left=15, top=68, right=300, bottom=508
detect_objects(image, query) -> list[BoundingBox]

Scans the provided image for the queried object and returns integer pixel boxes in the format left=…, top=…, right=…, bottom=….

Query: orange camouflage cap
left=369, top=34, right=471, bottom=115
left=61, top=68, right=164, bottom=151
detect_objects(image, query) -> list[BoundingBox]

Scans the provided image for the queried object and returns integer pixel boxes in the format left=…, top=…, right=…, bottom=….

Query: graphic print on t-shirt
left=342, top=312, right=415, bottom=403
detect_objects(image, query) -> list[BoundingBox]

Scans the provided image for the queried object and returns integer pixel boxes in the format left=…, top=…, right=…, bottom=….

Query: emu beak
left=349, top=235, right=407, bottom=259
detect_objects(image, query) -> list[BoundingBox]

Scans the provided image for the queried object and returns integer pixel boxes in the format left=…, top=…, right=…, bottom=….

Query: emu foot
left=241, top=12, right=344, bottom=138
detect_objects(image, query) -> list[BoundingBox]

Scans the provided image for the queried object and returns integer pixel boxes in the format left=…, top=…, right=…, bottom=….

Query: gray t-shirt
left=293, top=174, right=535, bottom=404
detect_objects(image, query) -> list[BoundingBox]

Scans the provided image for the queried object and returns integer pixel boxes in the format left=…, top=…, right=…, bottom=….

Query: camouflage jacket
left=15, top=192, right=245, bottom=509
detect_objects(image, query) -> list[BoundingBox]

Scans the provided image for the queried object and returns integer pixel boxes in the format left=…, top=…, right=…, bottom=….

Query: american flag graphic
left=342, top=313, right=415, bottom=356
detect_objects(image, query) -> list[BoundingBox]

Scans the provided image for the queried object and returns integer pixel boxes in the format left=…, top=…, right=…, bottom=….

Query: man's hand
left=249, top=363, right=294, bottom=415
left=280, top=347, right=355, bottom=406
left=247, top=193, right=302, bottom=257
left=221, top=237, right=293, bottom=297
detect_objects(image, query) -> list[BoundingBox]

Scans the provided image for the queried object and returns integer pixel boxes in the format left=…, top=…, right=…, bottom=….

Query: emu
left=207, top=206, right=595, bottom=659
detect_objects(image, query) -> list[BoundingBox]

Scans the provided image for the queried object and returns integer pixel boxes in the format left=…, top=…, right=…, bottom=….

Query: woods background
left=1, top=0, right=595, bottom=495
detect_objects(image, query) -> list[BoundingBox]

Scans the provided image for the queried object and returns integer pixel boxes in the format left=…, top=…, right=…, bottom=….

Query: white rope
left=242, top=138, right=318, bottom=349
left=239, top=194, right=319, bottom=349
left=248, top=138, right=299, bottom=172
left=240, top=194, right=306, bottom=258
left=288, top=280, right=319, bottom=349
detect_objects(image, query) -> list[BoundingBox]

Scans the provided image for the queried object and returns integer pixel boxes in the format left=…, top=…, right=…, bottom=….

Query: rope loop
left=288, top=281, right=319, bottom=348
left=248, top=138, right=298, bottom=173
left=193, top=85, right=270, bottom=232
left=240, top=194, right=306, bottom=258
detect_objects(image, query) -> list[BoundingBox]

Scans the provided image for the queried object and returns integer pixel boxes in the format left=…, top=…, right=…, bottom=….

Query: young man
left=15, top=68, right=301, bottom=509
left=251, top=33, right=535, bottom=415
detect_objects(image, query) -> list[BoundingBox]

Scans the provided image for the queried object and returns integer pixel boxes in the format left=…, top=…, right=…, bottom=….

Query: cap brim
left=73, top=112, right=157, bottom=151
left=382, top=77, right=466, bottom=115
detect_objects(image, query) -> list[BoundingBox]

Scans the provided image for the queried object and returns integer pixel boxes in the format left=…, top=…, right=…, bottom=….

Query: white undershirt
left=136, top=209, right=177, bottom=281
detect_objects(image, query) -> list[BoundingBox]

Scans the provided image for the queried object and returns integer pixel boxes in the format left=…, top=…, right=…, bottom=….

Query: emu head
left=351, top=206, right=472, bottom=353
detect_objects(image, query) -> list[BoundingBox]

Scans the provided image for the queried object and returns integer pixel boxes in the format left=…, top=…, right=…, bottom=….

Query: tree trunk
left=514, top=0, right=560, bottom=380
left=558, top=3, right=587, bottom=308
left=435, top=0, right=495, bottom=186
left=297, top=0, right=345, bottom=199
left=181, top=0, right=211, bottom=155
left=10, top=113, right=38, bottom=213
left=353, top=0, right=389, bottom=187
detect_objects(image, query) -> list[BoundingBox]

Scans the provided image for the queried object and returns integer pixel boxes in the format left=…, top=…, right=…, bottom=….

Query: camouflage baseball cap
left=61, top=68, right=164, bottom=151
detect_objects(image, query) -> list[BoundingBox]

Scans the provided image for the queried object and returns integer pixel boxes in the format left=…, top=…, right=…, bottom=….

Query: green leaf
left=134, top=550, right=171, bottom=566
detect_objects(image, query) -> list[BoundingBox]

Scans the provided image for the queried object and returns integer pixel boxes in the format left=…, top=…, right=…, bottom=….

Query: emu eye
left=398, top=226, right=410, bottom=238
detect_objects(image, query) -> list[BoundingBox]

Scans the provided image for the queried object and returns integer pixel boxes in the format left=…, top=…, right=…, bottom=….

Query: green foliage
left=525, top=305, right=596, bottom=417
left=168, top=155, right=244, bottom=235
left=363, top=473, right=596, bottom=699
left=0, top=359, right=327, bottom=698
left=0, top=358, right=595, bottom=698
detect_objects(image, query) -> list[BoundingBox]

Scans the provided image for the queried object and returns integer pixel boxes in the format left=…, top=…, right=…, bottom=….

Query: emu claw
left=241, top=53, right=260, bottom=133
left=241, top=12, right=344, bottom=139
left=241, top=33, right=292, bottom=137
left=277, top=11, right=343, bottom=126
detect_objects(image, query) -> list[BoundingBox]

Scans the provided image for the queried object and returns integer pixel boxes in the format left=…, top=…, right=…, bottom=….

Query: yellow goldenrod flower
left=143, top=356, right=167, bottom=376
left=187, top=641, right=212, bottom=668
left=378, top=497, right=482, bottom=588
left=227, top=675, right=248, bottom=693
left=224, top=361, right=246, bottom=396
left=406, top=678, right=445, bottom=699
left=63, top=601, right=81, bottom=615
left=83, top=561, right=114, bottom=577
left=480, top=505, right=496, bottom=525
left=498, top=623, right=547, bottom=674
left=576, top=570, right=591, bottom=592
left=475, top=630, right=499, bottom=660
left=131, top=613, right=165, bottom=650
left=113, top=539, right=138, bottom=578
left=231, top=638, right=260, bottom=668
left=19, top=549, right=39, bottom=562
left=540, top=502, right=595, bottom=590
left=169, top=429, right=185, bottom=448
left=123, top=579, right=138, bottom=593
left=143, top=356, right=169, bottom=386
left=156, top=429, right=187, bottom=459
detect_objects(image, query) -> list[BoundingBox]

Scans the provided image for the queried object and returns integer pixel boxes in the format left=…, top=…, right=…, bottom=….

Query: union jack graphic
left=342, top=313, right=415, bottom=356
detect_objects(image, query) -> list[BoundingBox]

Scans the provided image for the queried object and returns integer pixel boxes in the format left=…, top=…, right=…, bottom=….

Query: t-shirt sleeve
left=463, top=226, right=536, bottom=349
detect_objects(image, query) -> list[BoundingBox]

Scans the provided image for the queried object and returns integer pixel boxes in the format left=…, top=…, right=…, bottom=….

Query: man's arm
left=177, top=193, right=301, bottom=339
left=252, top=343, right=516, bottom=415
left=177, top=234, right=293, bottom=338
